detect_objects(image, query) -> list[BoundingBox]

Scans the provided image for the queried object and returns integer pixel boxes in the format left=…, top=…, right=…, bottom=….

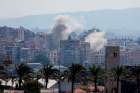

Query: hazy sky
left=0, top=0, right=140, bottom=18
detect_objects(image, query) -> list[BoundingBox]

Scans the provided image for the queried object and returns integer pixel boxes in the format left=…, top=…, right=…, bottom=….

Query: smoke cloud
left=85, top=31, right=107, bottom=51
left=47, top=15, right=107, bottom=51
left=53, top=15, right=84, bottom=38
left=47, top=15, right=84, bottom=49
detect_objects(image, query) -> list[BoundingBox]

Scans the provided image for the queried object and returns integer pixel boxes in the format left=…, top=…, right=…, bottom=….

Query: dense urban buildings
left=0, top=26, right=140, bottom=67
left=60, top=38, right=90, bottom=66
left=0, top=26, right=140, bottom=93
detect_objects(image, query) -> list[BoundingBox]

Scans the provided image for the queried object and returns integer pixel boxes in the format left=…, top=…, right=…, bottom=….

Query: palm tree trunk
left=37, top=77, right=39, bottom=90
left=116, top=77, right=120, bottom=93
left=136, top=76, right=140, bottom=93
left=58, top=80, right=61, bottom=93
left=71, top=64, right=74, bottom=93
left=94, top=77, right=97, bottom=93
left=45, top=78, right=48, bottom=89
left=19, top=77, right=22, bottom=89
left=12, top=77, right=14, bottom=88
left=72, top=75, right=75, bottom=93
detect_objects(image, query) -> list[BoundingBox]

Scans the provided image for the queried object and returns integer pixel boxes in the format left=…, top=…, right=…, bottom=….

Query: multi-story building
left=127, top=46, right=140, bottom=66
left=20, top=48, right=30, bottom=62
left=107, top=38, right=135, bottom=48
left=17, top=26, right=25, bottom=41
left=34, top=32, right=48, bottom=51
left=47, top=49, right=59, bottom=65
left=4, top=46, right=21, bottom=64
left=107, top=37, right=140, bottom=66
left=120, top=48, right=129, bottom=66
left=89, top=48, right=105, bottom=67
left=79, top=41, right=90, bottom=67
left=0, top=46, right=4, bottom=63
left=60, top=39, right=90, bottom=66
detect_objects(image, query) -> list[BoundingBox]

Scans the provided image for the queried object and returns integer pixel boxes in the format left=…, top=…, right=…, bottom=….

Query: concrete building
left=20, top=48, right=30, bottom=62
left=105, top=46, right=120, bottom=70
left=79, top=41, right=90, bottom=66
left=120, top=48, right=129, bottom=66
left=17, top=27, right=25, bottom=41
left=47, top=49, right=59, bottom=65
left=4, top=46, right=21, bottom=64
left=107, top=37, right=140, bottom=66
left=127, top=46, right=140, bottom=66
left=89, top=48, right=105, bottom=68
left=0, top=46, right=5, bottom=63
left=60, top=39, right=90, bottom=66
left=107, top=38, right=135, bottom=48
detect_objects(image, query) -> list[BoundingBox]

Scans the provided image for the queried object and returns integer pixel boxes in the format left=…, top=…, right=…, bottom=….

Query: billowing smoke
left=85, top=31, right=107, bottom=51
left=47, top=15, right=107, bottom=51
left=47, top=15, right=84, bottom=50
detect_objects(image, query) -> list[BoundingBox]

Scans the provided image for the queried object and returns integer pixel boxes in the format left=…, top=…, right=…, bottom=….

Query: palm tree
left=0, top=65, right=8, bottom=79
left=0, top=65, right=9, bottom=86
left=35, top=71, right=42, bottom=90
left=9, top=71, right=16, bottom=88
left=15, top=63, right=32, bottom=89
left=22, top=80, right=43, bottom=93
left=54, top=69, right=66, bottom=93
left=112, top=66, right=125, bottom=93
left=69, top=64, right=85, bottom=93
left=41, top=64, right=57, bottom=88
left=89, top=65, right=102, bottom=93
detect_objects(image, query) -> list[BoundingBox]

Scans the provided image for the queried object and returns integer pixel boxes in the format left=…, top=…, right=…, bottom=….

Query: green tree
left=89, top=65, right=102, bottom=93
left=69, top=64, right=85, bottom=93
left=53, top=69, right=65, bottom=93
left=112, top=66, right=125, bottom=93
left=15, top=63, right=32, bottom=89
left=23, top=80, right=43, bottom=93
left=0, top=65, right=9, bottom=87
left=9, top=71, right=16, bottom=88
left=41, top=64, right=57, bottom=88
left=0, top=65, right=8, bottom=80
left=35, top=71, right=42, bottom=90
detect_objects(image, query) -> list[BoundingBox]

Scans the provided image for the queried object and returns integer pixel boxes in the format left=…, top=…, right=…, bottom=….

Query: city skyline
left=0, top=1, right=140, bottom=93
left=0, top=0, right=140, bottom=18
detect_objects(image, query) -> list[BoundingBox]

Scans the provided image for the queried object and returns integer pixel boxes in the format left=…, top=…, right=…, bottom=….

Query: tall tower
left=105, top=46, right=120, bottom=70
left=105, top=46, right=120, bottom=93
left=18, top=27, right=24, bottom=41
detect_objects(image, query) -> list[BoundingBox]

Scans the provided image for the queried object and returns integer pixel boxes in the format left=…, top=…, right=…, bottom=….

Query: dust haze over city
left=0, top=0, right=140, bottom=93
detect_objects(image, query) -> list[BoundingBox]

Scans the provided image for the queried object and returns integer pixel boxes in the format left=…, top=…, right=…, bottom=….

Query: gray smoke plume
left=85, top=31, right=107, bottom=51
left=47, top=15, right=107, bottom=51
left=47, top=15, right=84, bottom=50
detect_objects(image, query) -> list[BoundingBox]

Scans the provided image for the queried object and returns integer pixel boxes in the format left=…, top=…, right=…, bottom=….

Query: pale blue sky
left=0, top=0, right=140, bottom=18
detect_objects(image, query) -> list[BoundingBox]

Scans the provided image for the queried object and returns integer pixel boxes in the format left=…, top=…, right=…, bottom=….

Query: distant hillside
left=0, top=26, right=35, bottom=41
left=0, top=8, right=140, bottom=36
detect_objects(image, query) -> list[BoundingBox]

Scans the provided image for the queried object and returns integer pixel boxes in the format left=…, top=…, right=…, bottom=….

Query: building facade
left=60, top=39, right=90, bottom=66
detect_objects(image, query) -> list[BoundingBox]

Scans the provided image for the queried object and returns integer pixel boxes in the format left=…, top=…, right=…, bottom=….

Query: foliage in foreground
left=22, top=80, right=43, bottom=93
